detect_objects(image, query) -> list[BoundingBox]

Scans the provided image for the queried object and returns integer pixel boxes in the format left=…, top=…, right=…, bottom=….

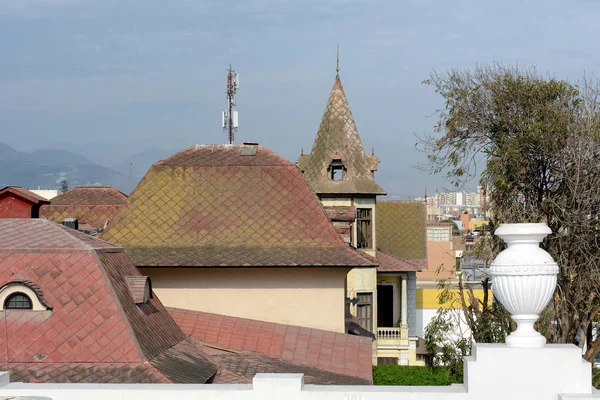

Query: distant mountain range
left=0, top=143, right=141, bottom=194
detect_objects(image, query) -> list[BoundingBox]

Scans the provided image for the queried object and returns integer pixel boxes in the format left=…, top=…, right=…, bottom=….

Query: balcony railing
left=377, top=327, right=402, bottom=340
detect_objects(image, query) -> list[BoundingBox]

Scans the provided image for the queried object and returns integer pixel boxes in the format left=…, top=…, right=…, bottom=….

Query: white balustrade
left=377, top=327, right=402, bottom=340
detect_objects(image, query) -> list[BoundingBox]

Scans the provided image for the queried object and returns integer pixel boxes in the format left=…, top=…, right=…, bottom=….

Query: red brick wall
left=0, top=194, right=33, bottom=218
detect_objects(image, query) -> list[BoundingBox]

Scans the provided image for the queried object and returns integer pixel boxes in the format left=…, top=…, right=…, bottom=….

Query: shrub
left=593, top=368, right=600, bottom=389
left=372, top=365, right=453, bottom=386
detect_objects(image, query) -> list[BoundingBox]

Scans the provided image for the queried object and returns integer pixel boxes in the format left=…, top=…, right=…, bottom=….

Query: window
left=0, top=281, right=50, bottom=311
left=356, top=208, right=372, bottom=249
left=4, top=293, right=32, bottom=310
left=356, top=293, right=373, bottom=332
left=329, top=159, right=344, bottom=180
left=426, top=226, right=451, bottom=242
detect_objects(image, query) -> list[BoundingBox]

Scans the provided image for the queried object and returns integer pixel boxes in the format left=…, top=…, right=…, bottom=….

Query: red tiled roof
left=47, top=186, right=128, bottom=205
left=0, top=219, right=119, bottom=251
left=207, top=346, right=370, bottom=385
left=39, top=186, right=127, bottom=229
left=0, top=187, right=49, bottom=204
left=376, top=251, right=425, bottom=273
left=0, top=219, right=216, bottom=383
left=167, top=307, right=373, bottom=383
left=102, top=144, right=376, bottom=268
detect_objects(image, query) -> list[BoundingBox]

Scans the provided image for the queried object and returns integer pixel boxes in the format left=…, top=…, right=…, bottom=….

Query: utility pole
left=222, top=65, right=239, bottom=144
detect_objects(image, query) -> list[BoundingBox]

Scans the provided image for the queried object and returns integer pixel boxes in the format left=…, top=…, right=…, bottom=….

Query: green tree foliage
left=372, top=365, right=452, bottom=386
left=420, top=63, right=600, bottom=362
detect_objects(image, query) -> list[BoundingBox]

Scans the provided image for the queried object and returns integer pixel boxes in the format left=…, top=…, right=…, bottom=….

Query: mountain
left=0, top=143, right=139, bottom=193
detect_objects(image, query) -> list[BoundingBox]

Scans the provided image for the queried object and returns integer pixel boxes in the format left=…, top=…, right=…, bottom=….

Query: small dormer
left=126, top=276, right=153, bottom=304
left=328, top=159, right=345, bottom=181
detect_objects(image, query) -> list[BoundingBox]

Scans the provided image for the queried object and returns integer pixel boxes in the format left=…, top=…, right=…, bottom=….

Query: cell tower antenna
left=222, top=64, right=239, bottom=144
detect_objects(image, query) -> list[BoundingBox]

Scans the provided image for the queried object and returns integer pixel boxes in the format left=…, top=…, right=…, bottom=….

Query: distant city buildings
left=415, top=187, right=486, bottom=221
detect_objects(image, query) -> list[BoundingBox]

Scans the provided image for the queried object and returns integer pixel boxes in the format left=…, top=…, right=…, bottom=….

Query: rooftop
left=0, top=186, right=50, bottom=205
left=0, top=219, right=217, bottom=383
left=102, top=144, right=376, bottom=268
left=39, top=186, right=129, bottom=230
left=167, top=307, right=373, bottom=384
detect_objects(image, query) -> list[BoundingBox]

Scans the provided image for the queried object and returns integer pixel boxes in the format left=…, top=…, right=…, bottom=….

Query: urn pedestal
left=490, top=223, right=559, bottom=347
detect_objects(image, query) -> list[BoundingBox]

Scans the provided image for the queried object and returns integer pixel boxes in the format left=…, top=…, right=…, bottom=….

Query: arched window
left=4, top=293, right=33, bottom=310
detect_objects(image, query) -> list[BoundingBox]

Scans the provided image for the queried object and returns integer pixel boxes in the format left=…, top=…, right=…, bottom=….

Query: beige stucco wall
left=139, top=267, right=350, bottom=333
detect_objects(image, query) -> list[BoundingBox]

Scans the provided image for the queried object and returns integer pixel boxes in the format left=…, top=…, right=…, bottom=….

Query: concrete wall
left=0, top=344, right=595, bottom=400
left=139, top=267, right=350, bottom=333
left=418, top=241, right=456, bottom=282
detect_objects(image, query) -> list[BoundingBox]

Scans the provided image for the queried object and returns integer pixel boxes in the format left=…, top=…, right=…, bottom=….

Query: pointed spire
left=336, top=44, right=340, bottom=79
left=297, top=61, right=386, bottom=196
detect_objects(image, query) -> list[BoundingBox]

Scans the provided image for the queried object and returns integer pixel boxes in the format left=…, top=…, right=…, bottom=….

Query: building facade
left=297, top=70, right=422, bottom=366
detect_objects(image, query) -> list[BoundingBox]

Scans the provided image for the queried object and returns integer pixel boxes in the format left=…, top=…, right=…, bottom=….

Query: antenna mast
left=222, top=65, right=239, bottom=144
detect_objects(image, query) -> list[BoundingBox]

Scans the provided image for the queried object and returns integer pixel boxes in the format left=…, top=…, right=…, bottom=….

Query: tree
left=419, top=63, right=600, bottom=362
left=59, top=178, right=69, bottom=194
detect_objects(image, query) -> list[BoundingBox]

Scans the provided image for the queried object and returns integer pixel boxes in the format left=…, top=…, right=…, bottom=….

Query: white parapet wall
left=0, top=344, right=598, bottom=400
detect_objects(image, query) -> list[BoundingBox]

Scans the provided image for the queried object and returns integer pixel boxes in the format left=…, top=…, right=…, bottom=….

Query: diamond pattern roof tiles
left=376, top=251, right=425, bottom=273
left=102, top=144, right=376, bottom=268
left=376, top=201, right=427, bottom=260
left=0, top=219, right=216, bottom=383
left=298, top=77, right=386, bottom=195
left=0, top=219, right=119, bottom=251
left=39, top=186, right=127, bottom=229
left=47, top=186, right=128, bottom=206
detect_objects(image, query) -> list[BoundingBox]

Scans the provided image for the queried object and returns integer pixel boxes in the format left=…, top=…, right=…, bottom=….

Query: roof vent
left=62, top=218, right=78, bottom=230
left=240, top=142, right=258, bottom=156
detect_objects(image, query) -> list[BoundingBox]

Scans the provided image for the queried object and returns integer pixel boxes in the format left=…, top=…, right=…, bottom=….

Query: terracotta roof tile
left=39, top=186, right=127, bottom=230
left=376, top=251, right=424, bottom=273
left=40, top=205, right=123, bottom=230
left=0, top=187, right=50, bottom=204
left=209, top=348, right=370, bottom=385
left=0, top=219, right=119, bottom=251
left=167, top=307, right=373, bottom=383
left=47, top=186, right=128, bottom=206
left=376, top=201, right=427, bottom=260
left=102, top=144, right=375, bottom=268
left=0, top=219, right=217, bottom=383
left=298, top=77, right=385, bottom=195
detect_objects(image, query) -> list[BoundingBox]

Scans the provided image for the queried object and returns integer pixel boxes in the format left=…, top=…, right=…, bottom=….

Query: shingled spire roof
left=297, top=74, right=386, bottom=195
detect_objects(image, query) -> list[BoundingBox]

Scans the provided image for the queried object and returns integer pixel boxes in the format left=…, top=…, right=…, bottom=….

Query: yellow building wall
left=140, top=267, right=350, bottom=333
left=416, top=288, right=492, bottom=309
left=469, top=220, right=489, bottom=231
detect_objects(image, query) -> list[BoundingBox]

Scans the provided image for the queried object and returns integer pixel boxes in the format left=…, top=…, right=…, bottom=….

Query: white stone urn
left=490, top=223, right=559, bottom=347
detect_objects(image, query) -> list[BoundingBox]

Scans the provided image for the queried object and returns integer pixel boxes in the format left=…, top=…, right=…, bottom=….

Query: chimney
left=62, top=218, right=78, bottom=230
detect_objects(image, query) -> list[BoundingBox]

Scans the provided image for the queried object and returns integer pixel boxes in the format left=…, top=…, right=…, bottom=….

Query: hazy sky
left=1, top=0, right=599, bottom=197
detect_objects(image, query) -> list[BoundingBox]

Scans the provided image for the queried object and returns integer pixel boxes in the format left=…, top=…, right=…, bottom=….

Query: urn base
left=505, top=314, right=547, bottom=348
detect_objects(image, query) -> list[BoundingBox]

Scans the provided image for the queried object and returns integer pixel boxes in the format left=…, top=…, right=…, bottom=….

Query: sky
left=1, top=0, right=600, bottom=198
